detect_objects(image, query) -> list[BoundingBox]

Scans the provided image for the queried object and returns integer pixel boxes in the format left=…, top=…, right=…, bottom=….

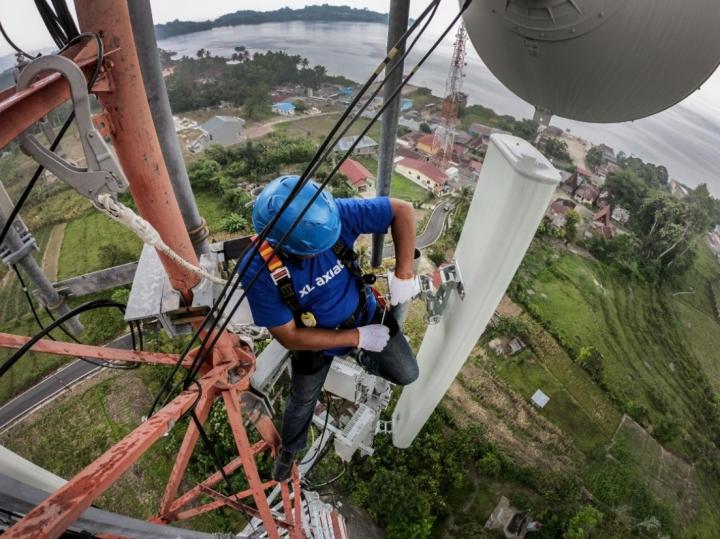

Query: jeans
left=281, top=311, right=418, bottom=453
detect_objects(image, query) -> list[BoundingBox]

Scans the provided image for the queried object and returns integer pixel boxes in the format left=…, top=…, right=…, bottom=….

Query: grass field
left=194, top=189, right=231, bottom=235
left=518, top=243, right=720, bottom=459
left=57, top=211, right=143, bottom=280
left=275, top=113, right=382, bottom=144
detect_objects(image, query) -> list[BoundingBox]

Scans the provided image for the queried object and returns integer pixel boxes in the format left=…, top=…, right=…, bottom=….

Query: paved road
left=382, top=199, right=455, bottom=259
left=0, top=333, right=134, bottom=433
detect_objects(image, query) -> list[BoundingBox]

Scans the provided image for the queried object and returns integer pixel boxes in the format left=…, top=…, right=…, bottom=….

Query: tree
left=511, top=119, right=539, bottom=141
left=419, top=122, right=432, bottom=134
left=195, top=48, right=205, bottom=59
left=564, top=210, right=580, bottom=244
left=586, top=146, right=605, bottom=172
left=564, top=506, right=603, bottom=539
left=332, top=180, right=358, bottom=199
left=543, top=137, right=571, bottom=162
left=685, top=183, right=717, bottom=229
left=219, top=213, right=248, bottom=233
left=633, top=192, right=708, bottom=277
left=605, top=170, right=647, bottom=209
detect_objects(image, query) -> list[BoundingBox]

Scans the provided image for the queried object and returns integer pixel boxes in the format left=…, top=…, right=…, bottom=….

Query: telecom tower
left=431, top=22, right=468, bottom=168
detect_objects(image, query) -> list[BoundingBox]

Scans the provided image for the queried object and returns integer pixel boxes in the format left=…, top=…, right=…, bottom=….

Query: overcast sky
left=0, top=1, right=461, bottom=55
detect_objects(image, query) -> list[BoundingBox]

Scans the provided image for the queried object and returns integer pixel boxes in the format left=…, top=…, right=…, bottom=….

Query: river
left=159, top=21, right=720, bottom=196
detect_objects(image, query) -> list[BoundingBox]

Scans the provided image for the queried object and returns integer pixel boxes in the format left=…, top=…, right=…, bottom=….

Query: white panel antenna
left=392, top=134, right=560, bottom=448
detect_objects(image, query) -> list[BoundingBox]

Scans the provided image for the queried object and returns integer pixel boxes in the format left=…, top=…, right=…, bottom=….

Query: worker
left=241, top=175, right=420, bottom=482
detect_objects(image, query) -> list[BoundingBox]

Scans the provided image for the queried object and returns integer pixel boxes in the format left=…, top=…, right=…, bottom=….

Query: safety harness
left=254, top=236, right=379, bottom=328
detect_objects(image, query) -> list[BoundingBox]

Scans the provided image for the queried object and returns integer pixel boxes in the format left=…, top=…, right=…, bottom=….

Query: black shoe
left=272, top=448, right=295, bottom=482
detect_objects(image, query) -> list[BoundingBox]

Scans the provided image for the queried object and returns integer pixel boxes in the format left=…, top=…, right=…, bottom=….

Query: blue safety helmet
left=252, top=175, right=341, bottom=256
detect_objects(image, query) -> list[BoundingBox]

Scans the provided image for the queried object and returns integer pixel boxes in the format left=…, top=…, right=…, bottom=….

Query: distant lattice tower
left=432, top=21, right=468, bottom=168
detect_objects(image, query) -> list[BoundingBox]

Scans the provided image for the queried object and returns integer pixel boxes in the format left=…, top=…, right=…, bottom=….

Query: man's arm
left=269, top=319, right=359, bottom=351
left=389, top=198, right=416, bottom=279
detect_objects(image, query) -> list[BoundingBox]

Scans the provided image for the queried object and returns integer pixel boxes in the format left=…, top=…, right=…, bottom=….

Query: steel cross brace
left=0, top=337, right=304, bottom=539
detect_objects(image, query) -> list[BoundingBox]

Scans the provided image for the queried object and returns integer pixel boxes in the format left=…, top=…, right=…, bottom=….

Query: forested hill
left=154, top=5, right=389, bottom=40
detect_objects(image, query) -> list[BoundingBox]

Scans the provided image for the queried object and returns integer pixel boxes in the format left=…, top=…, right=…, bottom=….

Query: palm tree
left=196, top=48, right=205, bottom=59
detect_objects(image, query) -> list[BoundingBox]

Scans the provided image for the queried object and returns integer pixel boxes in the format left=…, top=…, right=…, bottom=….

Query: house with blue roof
left=272, top=102, right=296, bottom=116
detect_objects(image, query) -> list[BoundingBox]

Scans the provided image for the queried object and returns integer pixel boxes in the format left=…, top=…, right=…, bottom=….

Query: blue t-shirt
left=240, top=197, right=393, bottom=354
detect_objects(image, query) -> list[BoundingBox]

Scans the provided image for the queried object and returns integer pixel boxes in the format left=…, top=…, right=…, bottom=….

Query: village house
left=562, top=167, right=594, bottom=193
left=611, top=207, right=630, bottom=224
left=394, top=157, right=448, bottom=194
left=597, top=143, right=617, bottom=165
left=188, top=115, right=245, bottom=153
left=339, top=159, right=374, bottom=193
left=591, top=206, right=614, bottom=239
left=272, top=101, right=296, bottom=116
left=416, top=133, right=439, bottom=156
left=544, top=198, right=577, bottom=228
left=334, top=135, right=378, bottom=156
left=575, top=183, right=601, bottom=205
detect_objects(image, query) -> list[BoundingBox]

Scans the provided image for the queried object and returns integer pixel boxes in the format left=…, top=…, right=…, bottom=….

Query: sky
left=4, top=1, right=453, bottom=54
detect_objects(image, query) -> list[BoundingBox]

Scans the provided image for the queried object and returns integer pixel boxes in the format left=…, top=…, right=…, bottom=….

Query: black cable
left=299, top=391, right=332, bottom=466
left=0, top=19, right=36, bottom=60
left=51, top=0, right=79, bottom=40
left=0, top=299, right=138, bottom=379
left=145, top=0, right=442, bottom=419
left=19, top=270, right=142, bottom=370
left=0, top=32, right=104, bottom=252
left=180, top=0, right=470, bottom=400
left=151, top=0, right=443, bottom=413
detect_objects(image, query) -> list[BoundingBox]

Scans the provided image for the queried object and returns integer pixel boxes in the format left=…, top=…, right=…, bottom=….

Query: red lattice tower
left=431, top=22, right=468, bottom=168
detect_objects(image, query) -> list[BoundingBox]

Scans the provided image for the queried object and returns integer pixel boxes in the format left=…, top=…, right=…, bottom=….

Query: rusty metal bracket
left=15, top=55, right=128, bottom=206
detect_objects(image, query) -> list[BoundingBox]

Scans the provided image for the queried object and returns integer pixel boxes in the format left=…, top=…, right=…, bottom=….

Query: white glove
left=388, top=271, right=420, bottom=306
left=357, top=324, right=390, bottom=352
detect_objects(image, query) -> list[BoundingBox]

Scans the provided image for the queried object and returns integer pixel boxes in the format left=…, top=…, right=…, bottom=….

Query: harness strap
left=255, top=237, right=305, bottom=325
left=253, top=236, right=377, bottom=329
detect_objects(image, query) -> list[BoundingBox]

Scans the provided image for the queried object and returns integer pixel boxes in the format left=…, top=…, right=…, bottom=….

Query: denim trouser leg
left=282, top=359, right=332, bottom=453
left=281, top=308, right=419, bottom=453
left=357, top=328, right=419, bottom=386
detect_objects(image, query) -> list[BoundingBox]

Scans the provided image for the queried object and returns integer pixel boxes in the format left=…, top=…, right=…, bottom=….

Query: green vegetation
left=585, top=146, right=604, bottom=172
left=155, top=5, right=389, bottom=39
left=58, top=211, right=142, bottom=280
left=543, top=137, right=572, bottom=163
left=460, top=103, right=539, bottom=142
left=166, top=50, right=343, bottom=115
left=512, top=240, right=720, bottom=473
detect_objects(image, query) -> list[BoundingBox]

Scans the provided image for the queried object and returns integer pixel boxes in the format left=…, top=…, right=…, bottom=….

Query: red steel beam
left=223, top=389, right=284, bottom=539
left=158, top=384, right=216, bottom=516
left=0, top=332, right=194, bottom=367
left=74, top=0, right=200, bottom=298
left=198, top=486, right=294, bottom=530
left=2, top=379, right=215, bottom=539
left=160, top=440, right=268, bottom=521
left=0, top=41, right=112, bottom=149
left=174, top=481, right=276, bottom=522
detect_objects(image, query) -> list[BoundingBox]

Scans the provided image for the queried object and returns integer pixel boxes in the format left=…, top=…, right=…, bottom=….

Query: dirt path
left=41, top=223, right=66, bottom=282
left=243, top=112, right=336, bottom=140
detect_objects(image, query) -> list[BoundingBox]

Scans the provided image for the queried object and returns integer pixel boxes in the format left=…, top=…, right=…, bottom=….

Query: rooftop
left=201, top=115, right=244, bottom=132
left=334, top=135, right=378, bottom=152
left=396, top=157, right=447, bottom=185
left=273, top=102, right=296, bottom=112
left=339, top=159, right=373, bottom=187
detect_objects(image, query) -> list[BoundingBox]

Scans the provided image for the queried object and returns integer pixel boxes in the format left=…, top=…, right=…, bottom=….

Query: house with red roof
left=394, top=157, right=448, bottom=194
left=339, top=158, right=374, bottom=193
left=416, top=133, right=440, bottom=156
